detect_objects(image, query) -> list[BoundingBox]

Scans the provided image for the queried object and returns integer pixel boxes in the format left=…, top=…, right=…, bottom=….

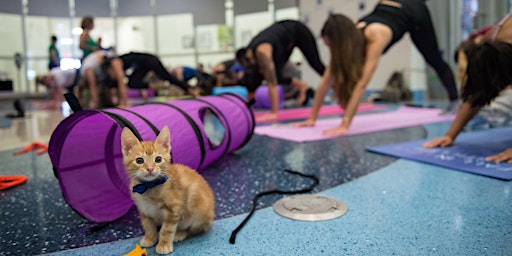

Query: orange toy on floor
left=124, top=244, right=147, bottom=256
left=0, top=175, right=28, bottom=190
left=13, top=142, right=48, bottom=156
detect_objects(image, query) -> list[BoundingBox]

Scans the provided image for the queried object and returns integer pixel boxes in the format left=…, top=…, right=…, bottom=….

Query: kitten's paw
left=173, top=231, right=188, bottom=242
left=156, top=241, right=173, bottom=254
left=140, top=236, right=157, bottom=247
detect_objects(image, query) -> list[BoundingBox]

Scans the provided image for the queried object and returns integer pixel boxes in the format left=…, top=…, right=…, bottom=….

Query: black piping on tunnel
left=218, top=93, right=255, bottom=150
left=106, top=108, right=174, bottom=163
left=190, top=98, right=231, bottom=157
left=144, top=102, right=206, bottom=168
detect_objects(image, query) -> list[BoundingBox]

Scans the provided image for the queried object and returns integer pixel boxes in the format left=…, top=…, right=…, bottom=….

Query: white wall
left=235, top=11, right=273, bottom=49
left=157, top=14, right=195, bottom=55
left=117, top=16, right=156, bottom=54
left=0, top=13, right=24, bottom=92
left=89, top=17, right=116, bottom=52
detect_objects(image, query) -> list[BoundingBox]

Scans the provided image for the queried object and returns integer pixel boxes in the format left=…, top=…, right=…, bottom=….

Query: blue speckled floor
left=1, top=101, right=511, bottom=255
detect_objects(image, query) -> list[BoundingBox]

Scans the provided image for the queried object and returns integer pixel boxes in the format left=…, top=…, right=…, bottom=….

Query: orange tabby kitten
left=121, top=125, right=215, bottom=254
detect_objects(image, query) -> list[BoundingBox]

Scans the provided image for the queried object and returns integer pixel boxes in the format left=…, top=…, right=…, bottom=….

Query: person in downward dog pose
left=242, top=20, right=326, bottom=121
left=423, top=41, right=512, bottom=163
left=80, top=50, right=128, bottom=108
left=121, top=125, right=215, bottom=254
left=295, top=0, right=459, bottom=136
left=119, top=52, right=199, bottom=101
left=36, top=68, right=80, bottom=106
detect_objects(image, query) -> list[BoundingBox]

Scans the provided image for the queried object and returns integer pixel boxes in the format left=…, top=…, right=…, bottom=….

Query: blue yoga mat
left=367, top=127, right=512, bottom=180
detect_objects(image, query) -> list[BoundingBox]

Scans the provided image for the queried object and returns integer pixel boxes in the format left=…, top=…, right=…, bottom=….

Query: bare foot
left=117, top=102, right=128, bottom=109
left=296, top=89, right=307, bottom=106
left=322, top=126, right=349, bottom=136
left=188, top=87, right=201, bottom=97
left=294, top=81, right=308, bottom=106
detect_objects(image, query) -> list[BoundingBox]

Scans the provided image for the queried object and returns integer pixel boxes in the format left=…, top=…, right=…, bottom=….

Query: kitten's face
left=121, top=126, right=172, bottom=182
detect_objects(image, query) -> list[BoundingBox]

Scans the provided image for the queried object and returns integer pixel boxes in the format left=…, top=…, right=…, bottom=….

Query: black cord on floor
left=229, top=169, right=319, bottom=244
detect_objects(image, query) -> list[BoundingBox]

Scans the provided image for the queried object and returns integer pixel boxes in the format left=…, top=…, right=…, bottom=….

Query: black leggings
left=245, top=20, right=326, bottom=92
left=291, top=22, right=326, bottom=77
left=398, top=0, right=458, bottom=100
left=120, top=53, right=188, bottom=91
left=276, top=23, right=326, bottom=85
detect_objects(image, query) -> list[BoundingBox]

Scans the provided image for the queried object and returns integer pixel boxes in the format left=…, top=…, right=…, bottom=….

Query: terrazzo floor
left=0, top=99, right=510, bottom=255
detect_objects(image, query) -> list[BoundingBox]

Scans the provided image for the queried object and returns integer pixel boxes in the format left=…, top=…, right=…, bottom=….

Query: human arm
left=109, top=58, right=128, bottom=108
left=254, top=43, right=280, bottom=121
left=84, top=68, right=98, bottom=108
left=79, top=33, right=90, bottom=51
left=322, top=31, right=385, bottom=136
left=422, top=101, right=481, bottom=148
left=79, top=32, right=99, bottom=52
left=50, top=48, right=59, bottom=65
left=293, top=64, right=334, bottom=127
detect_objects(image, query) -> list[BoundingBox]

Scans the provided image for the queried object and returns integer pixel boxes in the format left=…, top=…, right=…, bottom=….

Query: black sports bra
left=359, top=3, right=409, bottom=53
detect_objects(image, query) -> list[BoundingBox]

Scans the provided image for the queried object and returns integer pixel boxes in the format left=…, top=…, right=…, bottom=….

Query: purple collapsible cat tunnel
left=48, top=93, right=254, bottom=222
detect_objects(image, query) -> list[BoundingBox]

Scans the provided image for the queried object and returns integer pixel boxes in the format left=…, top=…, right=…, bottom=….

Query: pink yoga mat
left=254, top=106, right=456, bottom=142
left=254, top=104, right=386, bottom=123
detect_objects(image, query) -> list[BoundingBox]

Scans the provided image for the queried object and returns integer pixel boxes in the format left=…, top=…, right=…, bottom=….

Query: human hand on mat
left=322, top=125, right=349, bottom=136
left=422, top=136, right=454, bottom=148
left=292, top=119, right=315, bottom=127
left=486, top=148, right=512, bottom=163
left=256, top=113, right=278, bottom=122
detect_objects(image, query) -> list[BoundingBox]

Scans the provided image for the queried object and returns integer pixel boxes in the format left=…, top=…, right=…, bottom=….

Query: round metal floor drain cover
left=272, top=194, right=348, bottom=221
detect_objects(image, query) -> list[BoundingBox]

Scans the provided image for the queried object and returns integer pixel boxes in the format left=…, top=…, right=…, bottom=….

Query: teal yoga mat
left=367, top=127, right=512, bottom=180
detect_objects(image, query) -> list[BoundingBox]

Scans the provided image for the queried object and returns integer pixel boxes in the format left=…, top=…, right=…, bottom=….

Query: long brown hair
left=321, top=14, right=366, bottom=105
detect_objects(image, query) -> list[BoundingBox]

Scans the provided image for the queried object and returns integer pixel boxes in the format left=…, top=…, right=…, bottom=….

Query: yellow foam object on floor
left=124, top=244, right=147, bottom=256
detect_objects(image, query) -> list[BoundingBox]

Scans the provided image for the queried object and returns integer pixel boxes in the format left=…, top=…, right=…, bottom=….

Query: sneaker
left=6, top=99, right=25, bottom=118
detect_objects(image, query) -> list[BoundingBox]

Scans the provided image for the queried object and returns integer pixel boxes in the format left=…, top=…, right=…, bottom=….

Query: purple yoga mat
left=254, top=103, right=386, bottom=123
left=367, top=127, right=512, bottom=180
left=254, top=106, right=455, bottom=142
left=127, top=88, right=155, bottom=98
left=252, top=85, right=285, bottom=109
left=48, top=94, right=254, bottom=222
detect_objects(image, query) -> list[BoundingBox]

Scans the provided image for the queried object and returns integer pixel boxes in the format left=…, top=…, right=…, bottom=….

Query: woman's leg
left=109, top=58, right=128, bottom=108
left=405, top=1, right=458, bottom=102
left=144, top=54, right=189, bottom=91
left=294, top=23, right=326, bottom=76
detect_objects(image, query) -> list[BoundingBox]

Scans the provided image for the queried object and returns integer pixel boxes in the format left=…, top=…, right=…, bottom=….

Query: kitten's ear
left=156, top=125, right=171, bottom=152
left=121, top=127, right=139, bottom=154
